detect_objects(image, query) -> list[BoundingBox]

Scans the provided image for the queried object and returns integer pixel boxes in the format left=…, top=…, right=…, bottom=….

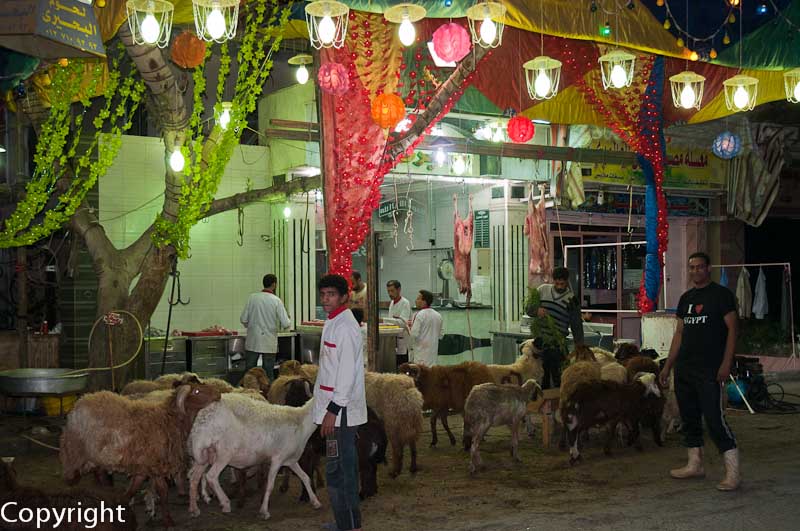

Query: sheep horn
left=303, top=379, right=312, bottom=398
left=176, top=384, right=192, bottom=414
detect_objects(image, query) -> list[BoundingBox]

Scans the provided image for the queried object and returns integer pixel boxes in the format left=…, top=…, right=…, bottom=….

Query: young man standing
left=660, top=252, right=740, bottom=491
left=349, top=271, right=367, bottom=311
left=314, top=274, right=366, bottom=531
left=240, top=274, right=291, bottom=381
left=384, top=279, right=411, bottom=365
left=410, top=289, right=444, bottom=367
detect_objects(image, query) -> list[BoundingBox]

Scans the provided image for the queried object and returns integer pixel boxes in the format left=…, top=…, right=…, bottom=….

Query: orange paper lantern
left=370, top=93, right=405, bottom=129
left=170, top=31, right=207, bottom=69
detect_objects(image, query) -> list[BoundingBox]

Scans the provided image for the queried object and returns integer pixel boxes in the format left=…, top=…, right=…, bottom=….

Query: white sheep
left=486, top=339, right=544, bottom=385
left=187, top=393, right=321, bottom=520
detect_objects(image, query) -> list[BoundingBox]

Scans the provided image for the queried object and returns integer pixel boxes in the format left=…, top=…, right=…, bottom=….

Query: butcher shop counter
left=297, top=323, right=403, bottom=373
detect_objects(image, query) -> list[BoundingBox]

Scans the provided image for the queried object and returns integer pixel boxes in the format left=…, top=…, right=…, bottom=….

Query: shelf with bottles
left=582, top=247, right=617, bottom=290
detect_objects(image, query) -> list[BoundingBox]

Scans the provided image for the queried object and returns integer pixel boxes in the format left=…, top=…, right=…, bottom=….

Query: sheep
left=486, top=340, right=544, bottom=385
left=278, top=360, right=319, bottom=382
left=623, top=355, right=660, bottom=383
left=186, top=393, right=321, bottom=520
left=119, top=379, right=162, bottom=396
left=589, top=346, right=618, bottom=366
left=614, top=342, right=641, bottom=363
left=559, top=361, right=602, bottom=404
left=266, top=374, right=307, bottom=404
left=0, top=457, right=137, bottom=531
left=399, top=361, right=493, bottom=447
left=364, top=372, right=424, bottom=478
left=155, top=373, right=234, bottom=394
left=562, top=373, right=665, bottom=465
left=59, top=382, right=221, bottom=527
left=600, top=361, right=628, bottom=384
left=569, top=345, right=597, bottom=363
left=239, top=367, right=271, bottom=399
left=462, top=380, right=542, bottom=474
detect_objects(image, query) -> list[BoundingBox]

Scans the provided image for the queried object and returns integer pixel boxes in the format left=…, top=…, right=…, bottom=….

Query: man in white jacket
left=384, top=279, right=412, bottom=366
left=240, top=274, right=291, bottom=381
left=314, top=274, right=366, bottom=531
left=410, top=289, right=443, bottom=366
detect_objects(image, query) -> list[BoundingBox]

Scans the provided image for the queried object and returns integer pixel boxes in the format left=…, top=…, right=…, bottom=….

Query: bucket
left=41, top=394, right=77, bottom=416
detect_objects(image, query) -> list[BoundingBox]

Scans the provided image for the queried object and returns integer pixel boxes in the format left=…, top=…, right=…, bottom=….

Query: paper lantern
left=317, top=62, right=350, bottom=96
left=712, top=131, right=741, bottom=160
left=506, top=116, right=535, bottom=143
left=170, top=31, right=207, bottom=69
left=432, top=23, right=471, bottom=63
left=371, top=93, right=405, bottom=129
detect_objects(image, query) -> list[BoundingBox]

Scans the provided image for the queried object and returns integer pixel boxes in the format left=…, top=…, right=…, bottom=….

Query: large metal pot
left=0, top=368, right=89, bottom=396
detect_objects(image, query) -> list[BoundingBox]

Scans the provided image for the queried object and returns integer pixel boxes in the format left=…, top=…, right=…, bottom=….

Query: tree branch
left=70, top=201, right=116, bottom=262
left=202, top=176, right=322, bottom=219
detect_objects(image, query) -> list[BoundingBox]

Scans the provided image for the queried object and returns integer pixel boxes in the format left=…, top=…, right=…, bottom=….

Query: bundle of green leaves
left=524, top=287, right=567, bottom=354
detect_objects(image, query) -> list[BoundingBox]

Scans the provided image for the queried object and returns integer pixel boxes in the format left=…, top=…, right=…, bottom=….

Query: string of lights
left=661, top=0, right=735, bottom=44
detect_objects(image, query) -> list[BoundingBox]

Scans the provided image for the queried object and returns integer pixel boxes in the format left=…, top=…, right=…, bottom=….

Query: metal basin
left=0, top=368, right=89, bottom=396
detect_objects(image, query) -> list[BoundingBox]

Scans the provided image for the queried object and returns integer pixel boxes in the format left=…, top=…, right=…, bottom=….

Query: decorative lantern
left=669, top=70, right=706, bottom=110
left=784, top=68, right=800, bottom=103
left=432, top=23, right=471, bottom=63
left=507, top=116, right=535, bottom=143
left=384, top=4, right=427, bottom=47
left=170, top=31, right=206, bottom=69
left=524, top=56, right=562, bottom=100
left=466, top=1, right=506, bottom=49
left=305, top=0, right=349, bottom=49
left=712, top=131, right=742, bottom=160
left=192, top=0, right=238, bottom=43
left=370, top=93, right=405, bottom=129
left=289, top=54, right=313, bottom=85
left=723, top=74, right=758, bottom=112
left=598, top=49, right=636, bottom=90
left=126, top=0, right=174, bottom=48
left=317, top=62, right=350, bottom=96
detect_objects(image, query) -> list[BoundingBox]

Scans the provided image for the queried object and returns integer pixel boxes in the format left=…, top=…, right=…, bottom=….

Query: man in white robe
left=410, top=289, right=444, bottom=366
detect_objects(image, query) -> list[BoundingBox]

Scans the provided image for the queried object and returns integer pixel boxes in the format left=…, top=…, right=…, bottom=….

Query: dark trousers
left=326, top=408, right=361, bottom=531
left=541, top=348, right=563, bottom=390
left=244, top=350, right=276, bottom=382
left=675, top=367, right=737, bottom=453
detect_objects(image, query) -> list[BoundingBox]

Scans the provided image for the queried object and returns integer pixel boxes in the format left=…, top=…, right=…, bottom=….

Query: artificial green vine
left=152, top=0, right=294, bottom=258
left=0, top=45, right=144, bottom=248
left=524, top=287, right=568, bottom=354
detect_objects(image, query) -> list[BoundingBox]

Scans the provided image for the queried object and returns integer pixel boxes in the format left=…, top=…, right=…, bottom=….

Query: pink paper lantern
left=318, top=62, right=350, bottom=96
left=432, top=23, right=471, bottom=63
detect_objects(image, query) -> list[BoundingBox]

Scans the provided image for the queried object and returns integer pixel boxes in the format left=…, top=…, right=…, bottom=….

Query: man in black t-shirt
left=660, top=252, right=740, bottom=491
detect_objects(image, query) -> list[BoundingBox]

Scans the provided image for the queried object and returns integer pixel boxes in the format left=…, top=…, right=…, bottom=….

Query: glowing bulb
left=479, top=18, right=497, bottom=44
left=296, top=64, right=309, bottom=84
left=218, top=108, right=231, bottom=130
left=435, top=148, right=446, bottom=166
left=140, top=13, right=160, bottom=44
left=398, top=18, right=416, bottom=46
left=609, top=64, right=628, bottom=88
left=492, top=127, right=504, bottom=142
left=533, top=71, right=552, bottom=98
left=679, top=84, right=696, bottom=109
left=733, top=85, right=749, bottom=110
left=318, top=15, right=336, bottom=44
left=794, top=81, right=800, bottom=102
left=283, top=206, right=291, bottom=218
left=452, top=156, right=466, bottom=175
left=206, top=8, right=226, bottom=40
left=169, top=150, right=185, bottom=172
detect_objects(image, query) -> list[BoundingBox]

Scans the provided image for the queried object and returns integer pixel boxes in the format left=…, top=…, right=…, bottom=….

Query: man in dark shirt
left=660, top=252, right=740, bottom=491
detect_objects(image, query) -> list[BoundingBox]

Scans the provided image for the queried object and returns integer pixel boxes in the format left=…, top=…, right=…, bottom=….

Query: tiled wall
left=100, top=135, right=276, bottom=334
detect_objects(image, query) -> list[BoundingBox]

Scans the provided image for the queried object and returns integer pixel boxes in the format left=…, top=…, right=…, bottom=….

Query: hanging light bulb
left=217, top=102, right=232, bottom=130
left=492, top=127, right=504, bottom=143
left=533, top=70, right=552, bottom=98
left=140, top=12, right=160, bottom=44
left=794, top=81, right=800, bottom=102
left=679, top=84, right=696, bottom=109
left=479, top=17, right=497, bottom=44
left=452, top=155, right=466, bottom=175
left=169, top=150, right=185, bottom=172
left=435, top=148, right=446, bottom=166
left=398, top=16, right=416, bottom=46
left=318, top=15, right=336, bottom=45
left=609, top=64, right=628, bottom=89
left=283, top=206, right=292, bottom=218
left=732, top=85, right=749, bottom=109
left=205, top=7, right=226, bottom=40
left=296, top=64, right=309, bottom=84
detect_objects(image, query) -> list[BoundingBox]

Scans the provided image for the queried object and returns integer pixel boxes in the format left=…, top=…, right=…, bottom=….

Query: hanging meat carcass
left=453, top=194, right=474, bottom=297
left=524, top=186, right=552, bottom=287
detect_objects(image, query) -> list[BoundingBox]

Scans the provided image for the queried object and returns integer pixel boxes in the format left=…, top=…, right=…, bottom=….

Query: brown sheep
left=278, top=360, right=319, bottom=382
left=399, top=361, right=493, bottom=447
left=239, top=367, right=271, bottom=400
left=568, top=345, right=597, bottom=363
left=623, top=355, right=660, bottom=382
left=59, top=382, right=221, bottom=527
left=614, top=342, right=641, bottom=363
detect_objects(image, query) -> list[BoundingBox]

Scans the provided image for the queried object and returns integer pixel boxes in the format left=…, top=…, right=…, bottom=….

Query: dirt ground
left=2, top=383, right=800, bottom=531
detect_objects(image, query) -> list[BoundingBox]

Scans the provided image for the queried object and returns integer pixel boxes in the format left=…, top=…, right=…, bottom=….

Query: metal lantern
left=289, top=54, right=313, bottom=85
left=523, top=56, right=562, bottom=100
left=126, top=0, right=174, bottom=48
left=598, top=49, right=636, bottom=90
left=712, top=131, right=742, bottom=160
left=723, top=74, right=758, bottom=112
left=192, top=0, right=239, bottom=43
left=305, top=0, right=349, bottom=50
left=669, top=70, right=706, bottom=110
left=466, top=1, right=506, bottom=49
left=384, top=4, right=427, bottom=48
left=784, top=68, right=800, bottom=103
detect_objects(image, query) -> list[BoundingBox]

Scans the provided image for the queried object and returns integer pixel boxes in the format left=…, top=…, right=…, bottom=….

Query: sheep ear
left=176, top=384, right=192, bottom=413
